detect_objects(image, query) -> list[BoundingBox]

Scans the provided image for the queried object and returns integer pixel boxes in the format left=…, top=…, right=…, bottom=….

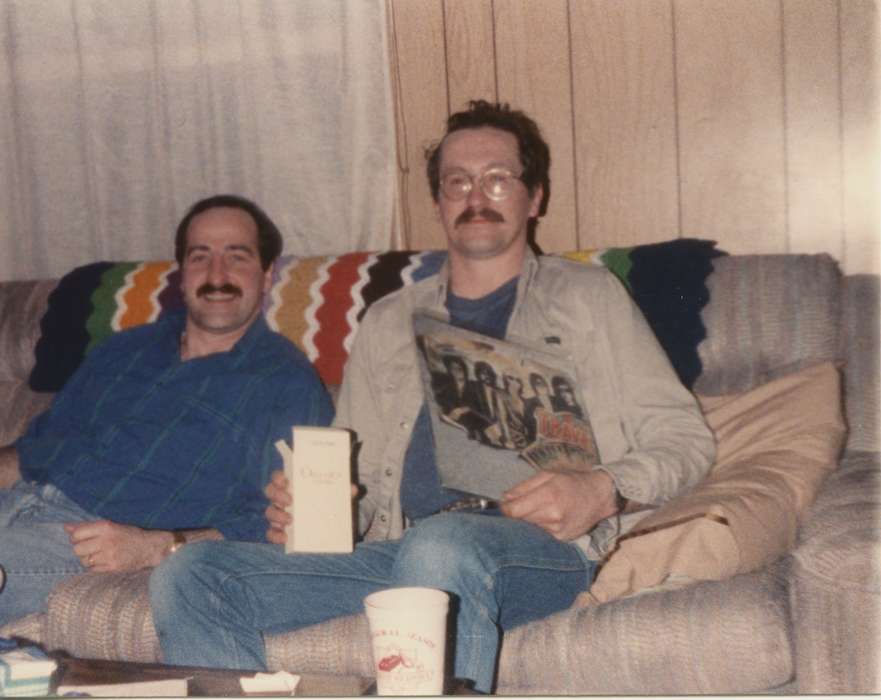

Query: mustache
left=196, top=283, right=242, bottom=298
left=455, top=207, right=505, bottom=226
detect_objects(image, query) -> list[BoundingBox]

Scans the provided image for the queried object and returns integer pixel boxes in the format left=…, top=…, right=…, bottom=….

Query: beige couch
left=1, top=250, right=879, bottom=694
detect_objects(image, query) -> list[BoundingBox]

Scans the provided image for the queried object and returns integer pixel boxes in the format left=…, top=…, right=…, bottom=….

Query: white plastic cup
left=363, top=586, right=450, bottom=696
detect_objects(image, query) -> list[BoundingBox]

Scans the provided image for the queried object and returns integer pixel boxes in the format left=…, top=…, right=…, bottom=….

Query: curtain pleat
left=0, top=0, right=395, bottom=280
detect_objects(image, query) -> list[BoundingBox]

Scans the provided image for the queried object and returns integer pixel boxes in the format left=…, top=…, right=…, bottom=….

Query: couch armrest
left=42, top=570, right=160, bottom=663
left=497, top=560, right=793, bottom=695
left=840, top=274, right=880, bottom=452
left=790, top=450, right=881, bottom=693
left=0, top=612, right=47, bottom=644
left=265, top=613, right=373, bottom=676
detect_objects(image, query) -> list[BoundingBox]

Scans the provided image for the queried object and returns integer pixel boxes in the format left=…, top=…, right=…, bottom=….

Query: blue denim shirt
left=16, top=309, right=334, bottom=542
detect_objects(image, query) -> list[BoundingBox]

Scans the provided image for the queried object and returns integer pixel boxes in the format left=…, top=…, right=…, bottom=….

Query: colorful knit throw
left=30, top=239, right=723, bottom=393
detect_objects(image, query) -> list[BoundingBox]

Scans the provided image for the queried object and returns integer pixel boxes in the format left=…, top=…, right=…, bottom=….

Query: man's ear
left=262, top=263, right=274, bottom=294
left=528, top=185, right=544, bottom=218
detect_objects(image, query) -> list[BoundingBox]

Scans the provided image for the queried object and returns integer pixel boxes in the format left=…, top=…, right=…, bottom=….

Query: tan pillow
left=581, top=361, right=846, bottom=605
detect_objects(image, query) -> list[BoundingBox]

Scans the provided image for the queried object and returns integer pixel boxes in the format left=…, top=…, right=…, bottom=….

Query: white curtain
left=0, top=0, right=396, bottom=281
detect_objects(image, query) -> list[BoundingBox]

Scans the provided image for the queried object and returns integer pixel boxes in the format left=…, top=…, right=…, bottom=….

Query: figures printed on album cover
left=417, top=329, right=599, bottom=474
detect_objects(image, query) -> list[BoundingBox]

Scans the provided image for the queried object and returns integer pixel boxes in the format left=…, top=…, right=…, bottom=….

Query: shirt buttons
left=385, top=468, right=393, bottom=477
left=379, top=514, right=388, bottom=523
left=400, top=421, right=409, bottom=430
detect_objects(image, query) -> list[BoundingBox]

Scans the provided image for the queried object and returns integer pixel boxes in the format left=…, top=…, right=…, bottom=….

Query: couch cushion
left=0, top=280, right=54, bottom=384
left=694, top=254, right=841, bottom=395
left=0, top=381, right=53, bottom=446
left=585, top=361, right=845, bottom=605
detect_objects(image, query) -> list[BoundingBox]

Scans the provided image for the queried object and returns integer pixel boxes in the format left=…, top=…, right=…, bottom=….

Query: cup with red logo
left=364, top=586, right=450, bottom=695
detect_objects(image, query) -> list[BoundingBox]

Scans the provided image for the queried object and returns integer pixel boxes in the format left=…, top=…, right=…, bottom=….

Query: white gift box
left=0, top=643, right=56, bottom=697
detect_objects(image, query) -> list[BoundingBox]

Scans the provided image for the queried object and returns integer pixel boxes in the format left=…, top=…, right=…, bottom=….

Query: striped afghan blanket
left=30, top=239, right=723, bottom=393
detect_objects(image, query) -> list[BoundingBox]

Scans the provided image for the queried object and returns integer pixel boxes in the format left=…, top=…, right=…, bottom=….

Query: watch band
left=168, top=530, right=187, bottom=554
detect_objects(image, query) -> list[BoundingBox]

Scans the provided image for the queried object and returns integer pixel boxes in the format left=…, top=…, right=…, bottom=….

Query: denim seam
left=6, top=566, right=84, bottom=575
left=207, top=586, right=252, bottom=670
left=231, top=570, right=394, bottom=586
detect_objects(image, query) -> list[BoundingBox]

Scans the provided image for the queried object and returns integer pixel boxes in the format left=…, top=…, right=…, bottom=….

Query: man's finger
left=500, top=485, right=549, bottom=521
left=502, top=470, right=555, bottom=502
left=64, top=521, right=103, bottom=543
left=265, top=480, right=292, bottom=508
left=266, top=504, right=291, bottom=527
left=266, top=526, right=287, bottom=546
left=72, top=540, right=99, bottom=561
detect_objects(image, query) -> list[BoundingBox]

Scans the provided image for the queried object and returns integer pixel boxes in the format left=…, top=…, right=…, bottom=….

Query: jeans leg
left=390, top=513, right=596, bottom=693
left=0, top=482, right=94, bottom=625
left=149, top=539, right=401, bottom=669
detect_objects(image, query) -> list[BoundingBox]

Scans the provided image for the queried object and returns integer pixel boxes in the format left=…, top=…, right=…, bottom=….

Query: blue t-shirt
left=16, top=309, right=334, bottom=542
left=400, top=276, right=518, bottom=519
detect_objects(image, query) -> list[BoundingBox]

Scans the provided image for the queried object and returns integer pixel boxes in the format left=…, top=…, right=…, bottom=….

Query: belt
left=438, top=496, right=501, bottom=513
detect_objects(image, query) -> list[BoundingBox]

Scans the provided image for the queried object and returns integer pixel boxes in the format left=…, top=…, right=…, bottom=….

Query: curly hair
left=425, top=100, right=550, bottom=214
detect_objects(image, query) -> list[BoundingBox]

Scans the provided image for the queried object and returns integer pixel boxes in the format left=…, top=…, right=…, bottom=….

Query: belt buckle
left=440, top=496, right=500, bottom=513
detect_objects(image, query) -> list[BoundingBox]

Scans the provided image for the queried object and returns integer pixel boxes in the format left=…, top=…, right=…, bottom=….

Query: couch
left=1, top=247, right=878, bottom=694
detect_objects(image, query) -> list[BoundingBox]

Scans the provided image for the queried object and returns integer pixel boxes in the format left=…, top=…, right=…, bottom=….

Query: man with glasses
left=151, top=101, right=715, bottom=693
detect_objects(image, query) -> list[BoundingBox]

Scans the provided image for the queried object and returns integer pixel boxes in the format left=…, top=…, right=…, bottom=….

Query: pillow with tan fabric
left=581, top=361, right=846, bottom=606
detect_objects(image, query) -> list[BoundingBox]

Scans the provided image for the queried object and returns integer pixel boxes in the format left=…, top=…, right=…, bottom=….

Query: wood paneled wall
left=388, top=0, right=879, bottom=274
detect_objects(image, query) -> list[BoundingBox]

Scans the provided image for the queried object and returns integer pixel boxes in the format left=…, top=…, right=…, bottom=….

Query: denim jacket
left=334, top=251, right=715, bottom=559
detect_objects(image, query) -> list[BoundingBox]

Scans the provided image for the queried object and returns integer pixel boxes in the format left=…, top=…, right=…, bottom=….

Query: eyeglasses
left=439, top=167, right=524, bottom=202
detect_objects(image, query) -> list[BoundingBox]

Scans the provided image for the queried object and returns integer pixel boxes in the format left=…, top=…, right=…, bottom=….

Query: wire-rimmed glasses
left=439, top=167, right=524, bottom=201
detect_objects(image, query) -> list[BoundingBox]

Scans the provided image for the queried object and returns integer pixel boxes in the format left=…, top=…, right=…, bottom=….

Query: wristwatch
left=168, top=530, right=187, bottom=554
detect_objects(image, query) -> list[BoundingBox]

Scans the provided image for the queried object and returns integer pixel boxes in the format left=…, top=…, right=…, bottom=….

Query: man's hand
left=64, top=520, right=174, bottom=572
left=500, top=469, right=620, bottom=541
left=0, top=445, right=21, bottom=489
left=264, top=469, right=360, bottom=546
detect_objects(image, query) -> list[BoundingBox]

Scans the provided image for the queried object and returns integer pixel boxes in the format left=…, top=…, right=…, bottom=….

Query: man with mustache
left=0, top=194, right=333, bottom=625
left=151, top=102, right=714, bottom=693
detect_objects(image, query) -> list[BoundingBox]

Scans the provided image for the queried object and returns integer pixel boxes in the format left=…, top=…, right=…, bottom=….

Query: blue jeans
left=0, top=481, right=94, bottom=625
left=150, top=512, right=596, bottom=693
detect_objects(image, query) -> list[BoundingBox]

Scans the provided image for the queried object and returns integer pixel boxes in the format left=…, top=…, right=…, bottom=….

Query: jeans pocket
left=6, top=482, right=92, bottom=525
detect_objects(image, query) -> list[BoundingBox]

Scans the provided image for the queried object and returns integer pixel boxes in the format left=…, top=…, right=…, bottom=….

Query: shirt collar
left=163, top=308, right=270, bottom=364
left=431, top=248, right=540, bottom=308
